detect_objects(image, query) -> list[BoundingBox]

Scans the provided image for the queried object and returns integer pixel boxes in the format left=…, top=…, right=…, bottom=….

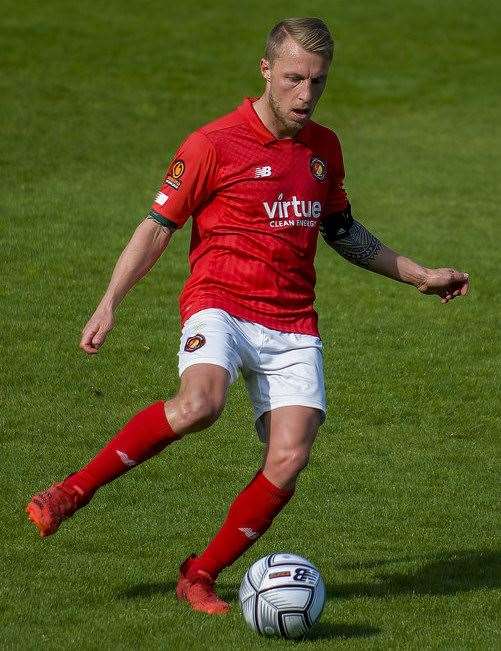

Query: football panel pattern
left=256, top=593, right=280, bottom=636
left=308, top=575, right=326, bottom=624
left=267, top=553, right=316, bottom=569
left=281, top=612, right=309, bottom=639
left=258, top=586, right=312, bottom=610
left=248, top=555, right=271, bottom=588
left=239, top=571, right=256, bottom=602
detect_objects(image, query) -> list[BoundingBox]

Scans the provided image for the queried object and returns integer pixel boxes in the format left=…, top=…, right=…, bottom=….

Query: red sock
left=64, top=401, right=179, bottom=496
left=187, top=471, right=294, bottom=580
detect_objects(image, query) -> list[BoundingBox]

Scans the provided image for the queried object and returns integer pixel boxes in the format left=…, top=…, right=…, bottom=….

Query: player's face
left=261, top=37, right=330, bottom=136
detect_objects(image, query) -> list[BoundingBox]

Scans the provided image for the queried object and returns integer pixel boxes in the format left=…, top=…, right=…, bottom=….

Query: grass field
left=2, top=0, right=500, bottom=648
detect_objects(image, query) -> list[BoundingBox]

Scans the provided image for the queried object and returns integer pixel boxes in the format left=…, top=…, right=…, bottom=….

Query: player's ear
left=260, top=58, right=272, bottom=83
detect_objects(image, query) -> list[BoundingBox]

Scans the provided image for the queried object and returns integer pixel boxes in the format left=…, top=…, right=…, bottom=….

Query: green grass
left=1, top=0, right=500, bottom=648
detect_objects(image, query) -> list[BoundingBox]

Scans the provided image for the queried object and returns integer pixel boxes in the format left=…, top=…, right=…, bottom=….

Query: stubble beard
left=268, top=90, right=299, bottom=137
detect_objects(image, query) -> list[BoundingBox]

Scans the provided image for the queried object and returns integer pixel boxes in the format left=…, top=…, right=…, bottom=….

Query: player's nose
left=297, top=79, right=314, bottom=103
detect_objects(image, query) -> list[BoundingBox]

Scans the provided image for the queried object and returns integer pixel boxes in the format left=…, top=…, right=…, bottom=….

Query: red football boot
left=176, top=555, right=230, bottom=615
left=26, top=480, right=91, bottom=538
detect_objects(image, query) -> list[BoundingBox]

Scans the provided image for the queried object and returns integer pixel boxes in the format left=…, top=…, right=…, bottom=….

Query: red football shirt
left=150, top=98, right=348, bottom=336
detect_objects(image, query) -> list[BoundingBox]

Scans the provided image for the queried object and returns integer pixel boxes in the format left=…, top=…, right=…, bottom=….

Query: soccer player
left=27, top=18, right=469, bottom=614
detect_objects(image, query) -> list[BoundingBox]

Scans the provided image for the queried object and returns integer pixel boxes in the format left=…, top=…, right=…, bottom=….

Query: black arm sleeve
left=319, top=203, right=354, bottom=242
left=320, top=204, right=384, bottom=266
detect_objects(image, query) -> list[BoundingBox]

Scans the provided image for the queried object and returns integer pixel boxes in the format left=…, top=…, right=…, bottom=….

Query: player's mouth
left=290, top=107, right=311, bottom=122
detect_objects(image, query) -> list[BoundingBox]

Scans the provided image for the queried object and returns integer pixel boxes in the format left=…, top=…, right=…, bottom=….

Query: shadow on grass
left=118, top=582, right=380, bottom=641
left=118, top=581, right=264, bottom=606
left=307, top=622, right=380, bottom=641
left=117, top=549, right=497, bottom=645
left=328, top=549, right=501, bottom=599
left=118, top=581, right=242, bottom=602
left=119, top=581, right=177, bottom=599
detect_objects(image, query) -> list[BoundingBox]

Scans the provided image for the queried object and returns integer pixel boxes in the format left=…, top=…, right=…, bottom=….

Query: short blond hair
left=265, top=17, right=334, bottom=63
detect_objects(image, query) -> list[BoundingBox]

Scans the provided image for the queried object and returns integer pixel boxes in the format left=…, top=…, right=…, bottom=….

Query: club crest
left=165, top=159, right=186, bottom=190
left=310, top=157, right=327, bottom=181
left=184, top=334, right=206, bottom=352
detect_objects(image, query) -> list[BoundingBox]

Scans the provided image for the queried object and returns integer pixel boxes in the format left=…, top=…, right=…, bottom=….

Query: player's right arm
left=80, top=130, right=218, bottom=354
left=80, top=218, right=174, bottom=354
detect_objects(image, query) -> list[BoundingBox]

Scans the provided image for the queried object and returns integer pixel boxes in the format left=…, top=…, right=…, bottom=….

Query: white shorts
left=178, top=309, right=326, bottom=440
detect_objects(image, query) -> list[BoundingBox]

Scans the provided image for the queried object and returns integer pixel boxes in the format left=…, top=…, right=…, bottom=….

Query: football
left=239, top=553, right=326, bottom=639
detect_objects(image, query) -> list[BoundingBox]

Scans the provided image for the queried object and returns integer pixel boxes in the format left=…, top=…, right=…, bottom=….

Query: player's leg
left=70, top=361, right=230, bottom=491
left=182, top=407, right=321, bottom=585
left=27, top=309, right=240, bottom=538
left=26, top=363, right=230, bottom=538
left=177, top=412, right=319, bottom=615
left=27, top=305, right=244, bottom=534
left=180, top=322, right=326, bottom=596
left=173, top=362, right=237, bottom=615
left=260, top=405, right=322, bottom=490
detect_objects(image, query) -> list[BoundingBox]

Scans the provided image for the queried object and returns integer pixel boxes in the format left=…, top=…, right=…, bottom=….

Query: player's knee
left=176, top=391, right=224, bottom=431
left=269, top=446, right=311, bottom=481
left=289, top=448, right=311, bottom=477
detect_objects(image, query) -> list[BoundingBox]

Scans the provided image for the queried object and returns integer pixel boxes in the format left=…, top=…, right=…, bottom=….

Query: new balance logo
left=238, top=527, right=259, bottom=540
left=255, top=166, right=272, bottom=178
left=116, top=450, right=137, bottom=467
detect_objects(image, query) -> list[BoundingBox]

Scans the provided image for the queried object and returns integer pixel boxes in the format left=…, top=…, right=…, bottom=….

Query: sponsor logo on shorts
left=184, top=334, right=206, bottom=352
left=310, top=156, right=327, bottom=181
left=269, top=570, right=292, bottom=579
left=164, top=159, right=185, bottom=190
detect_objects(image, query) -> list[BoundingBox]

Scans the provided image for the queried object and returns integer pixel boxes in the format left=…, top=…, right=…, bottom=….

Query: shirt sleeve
left=324, top=132, right=349, bottom=216
left=149, top=130, right=218, bottom=229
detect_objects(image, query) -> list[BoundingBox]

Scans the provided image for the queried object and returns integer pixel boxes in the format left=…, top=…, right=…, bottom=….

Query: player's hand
left=416, top=267, right=470, bottom=303
left=80, top=306, right=115, bottom=354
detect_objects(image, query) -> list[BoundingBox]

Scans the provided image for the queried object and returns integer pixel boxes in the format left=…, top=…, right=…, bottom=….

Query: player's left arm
left=320, top=204, right=470, bottom=303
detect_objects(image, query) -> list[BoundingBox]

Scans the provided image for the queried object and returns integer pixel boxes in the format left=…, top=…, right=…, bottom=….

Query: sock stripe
left=65, top=401, right=177, bottom=495
left=187, top=470, right=294, bottom=581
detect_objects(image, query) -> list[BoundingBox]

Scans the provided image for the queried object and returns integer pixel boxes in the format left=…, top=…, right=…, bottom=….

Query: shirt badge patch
left=310, top=157, right=327, bottom=182
left=184, top=334, right=206, bottom=352
left=165, top=159, right=185, bottom=190
left=155, top=191, right=169, bottom=205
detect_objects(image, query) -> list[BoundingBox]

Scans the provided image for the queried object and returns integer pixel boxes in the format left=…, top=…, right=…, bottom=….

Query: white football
left=239, top=553, right=326, bottom=639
